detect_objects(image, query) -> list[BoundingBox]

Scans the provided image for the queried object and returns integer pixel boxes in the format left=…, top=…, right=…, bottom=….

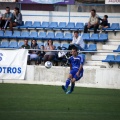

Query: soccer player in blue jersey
left=62, top=47, right=84, bottom=94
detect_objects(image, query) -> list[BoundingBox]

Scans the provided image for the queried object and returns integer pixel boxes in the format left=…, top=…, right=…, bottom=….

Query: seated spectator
left=29, top=40, right=40, bottom=65
left=12, top=7, right=22, bottom=27
left=0, top=7, right=14, bottom=30
left=20, top=39, right=30, bottom=65
left=84, top=9, right=99, bottom=33
left=38, top=45, right=45, bottom=64
left=43, top=40, right=56, bottom=62
left=99, top=15, right=108, bottom=33
left=68, top=31, right=85, bottom=51
left=21, top=39, right=30, bottom=49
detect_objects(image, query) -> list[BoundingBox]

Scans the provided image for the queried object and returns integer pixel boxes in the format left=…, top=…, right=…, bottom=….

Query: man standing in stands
left=0, top=7, right=14, bottom=30
left=84, top=9, right=99, bottom=33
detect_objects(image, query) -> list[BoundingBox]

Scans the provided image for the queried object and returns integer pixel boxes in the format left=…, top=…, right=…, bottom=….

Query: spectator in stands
left=38, top=45, right=45, bottom=64
left=84, top=9, right=99, bottom=33
left=21, top=39, right=30, bottom=49
left=0, top=7, right=14, bottom=30
left=29, top=39, right=40, bottom=65
left=43, top=40, right=56, bottom=62
left=20, top=39, right=30, bottom=65
left=12, top=7, right=22, bottom=27
left=68, top=31, right=85, bottom=51
left=99, top=15, right=108, bottom=33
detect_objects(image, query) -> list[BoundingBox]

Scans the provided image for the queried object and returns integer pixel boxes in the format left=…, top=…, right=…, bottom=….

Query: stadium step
left=91, top=55, right=106, bottom=61
left=102, top=45, right=118, bottom=50
left=85, top=61, right=108, bottom=66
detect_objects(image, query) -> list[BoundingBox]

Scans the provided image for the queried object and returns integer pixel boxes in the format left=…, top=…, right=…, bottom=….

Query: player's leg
left=66, top=72, right=83, bottom=94
left=62, top=74, right=72, bottom=92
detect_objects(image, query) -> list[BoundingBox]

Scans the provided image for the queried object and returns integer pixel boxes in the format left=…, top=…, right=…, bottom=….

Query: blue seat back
left=66, top=22, right=75, bottom=28
left=4, top=30, right=12, bottom=36
left=91, top=33, right=99, bottom=39
left=18, top=41, right=24, bottom=48
left=49, top=22, right=58, bottom=27
left=24, top=21, right=32, bottom=27
left=1, top=41, right=9, bottom=48
left=78, top=54, right=86, bottom=64
left=9, top=41, right=18, bottom=48
left=39, top=32, right=46, bottom=37
left=58, top=22, right=66, bottom=28
left=106, top=55, right=115, bottom=60
left=0, top=30, right=4, bottom=36
left=99, top=33, right=108, bottom=39
left=32, top=21, right=41, bottom=27
left=30, top=31, right=38, bottom=37
left=75, top=22, right=84, bottom=29
left=13, top=31, right=21, bottom=37
left=115, top=55, right=120, bottom=61
left=82, top=33, right=90, bottom=39
left=111, top=23, right=119, bottom=29
left=64, top=33, right=72, bottom=38
left=21, top=31, right=29, bottom=37
left=89, top=44, right=97, bottom=50
left=61, top=43, right=69, bottom=49
left=47, top=32, right=55, bottom=38
left=55, top=32, right=64, bottom=38
left=41, top=22, right=49, bottom=27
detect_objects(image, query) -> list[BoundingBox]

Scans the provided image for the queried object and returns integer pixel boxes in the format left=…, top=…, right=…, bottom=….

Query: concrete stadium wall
left=0, top=66, right=120, bottom=89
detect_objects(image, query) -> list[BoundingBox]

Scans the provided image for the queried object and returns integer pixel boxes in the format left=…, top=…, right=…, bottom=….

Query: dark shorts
left=69, top=68, right=83, bottom=81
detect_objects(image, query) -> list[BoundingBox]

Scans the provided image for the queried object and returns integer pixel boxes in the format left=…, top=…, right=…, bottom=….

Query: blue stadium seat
left=57, top=22, right=66, bottom=29
left=85, top=33, right=99, bottom=42
left=53, top=42, right=61, bottom=49
left=104, top=23, right=119, bottom=31
left=40, top=22, right=49, bottom=29
left=37, top=42, right=44, bottom=48
left=9, top=41, right=18, bottom=48
left=64, top=33, right=72, bottom=41
left=102, top=55, right=115, bottom=62
left=46, top=32, right=55, bottom=40
left=30, top=21, right=41, bottom=28
left=0, top=40, right=9, bottom=48
left=4, top=30, right=12, bottom=38
left=12, top=31, right=21, bottom=39
left=61, top=43, right=69, bottom=49
left=75, top=22, right=84, bottom=30
left=48, top=22, right=58, bottom=29
left=113, top=45, right=120, bottom=52
left=20, top=21, right=32, bottom=28
left=18, top=41, right=24, bottom=48
left=37, top=32, right=47, bottom=40
left=84, top=44, right=97, bottom=51
left=20, top=31, right=30, bottom=39
left=82, top=33, right=90, bottom=41
left=65, top=22, right=75, bottom=30
left=78, top=53, right=86, bottom=64
left=55, top=32, right=64, bottom=40
left=114, top=55, right=120, bottom=63
left=28, top=31, right=38, bottom=39
left=98, top=33, right=108, bottom=42
left=0, top=30, right=4, bottom=38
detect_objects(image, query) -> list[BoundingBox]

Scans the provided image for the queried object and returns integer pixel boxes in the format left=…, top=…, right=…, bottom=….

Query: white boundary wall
left=0, top=65, right=120, bottom=89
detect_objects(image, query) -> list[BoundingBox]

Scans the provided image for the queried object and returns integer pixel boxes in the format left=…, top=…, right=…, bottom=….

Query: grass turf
left=0, top=83, right=120, bottom=120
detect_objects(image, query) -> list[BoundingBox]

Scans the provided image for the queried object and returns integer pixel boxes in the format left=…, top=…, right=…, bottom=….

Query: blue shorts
left=69, top=69, right=83, bottom=81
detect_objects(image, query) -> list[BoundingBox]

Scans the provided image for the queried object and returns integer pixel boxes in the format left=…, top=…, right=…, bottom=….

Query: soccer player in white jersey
left=62, top=47, right=84, bottom=94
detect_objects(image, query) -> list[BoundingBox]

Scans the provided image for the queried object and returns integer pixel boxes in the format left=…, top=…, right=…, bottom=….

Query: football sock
left=70, top=83, right=75, bottom=92
left=65, top=78, right=71, bottom=89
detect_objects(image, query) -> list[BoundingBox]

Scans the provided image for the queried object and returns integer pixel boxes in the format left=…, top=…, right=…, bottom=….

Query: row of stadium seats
left=0, top=30, right=108, bottom=42
left=0, top=40, right=97, bottom=51
left=102, top=55, right=120, bottom=63
left=15, top=21, right=120, bottom=31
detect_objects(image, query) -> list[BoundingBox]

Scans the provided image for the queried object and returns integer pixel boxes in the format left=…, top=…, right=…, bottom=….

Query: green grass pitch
left=0, top=83, right=120, bottom=120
